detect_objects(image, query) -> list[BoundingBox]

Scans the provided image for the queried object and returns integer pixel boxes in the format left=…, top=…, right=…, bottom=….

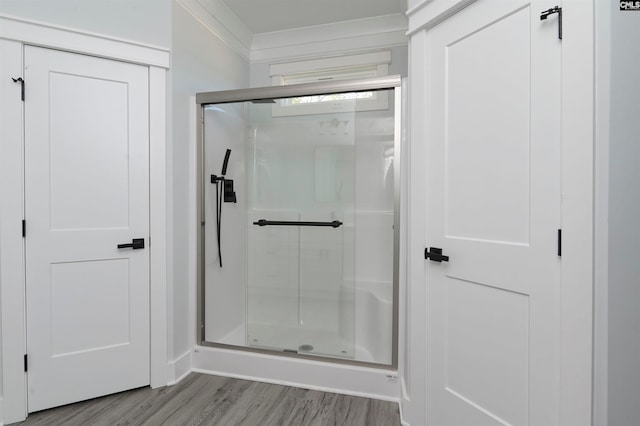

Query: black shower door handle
left=117, top=238, right=145, bottom=249
left=253, top=219, right=343, bottom=228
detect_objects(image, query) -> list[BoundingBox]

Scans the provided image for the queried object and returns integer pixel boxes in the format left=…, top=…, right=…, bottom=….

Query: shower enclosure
left=197, top=76, right=401, bottom=367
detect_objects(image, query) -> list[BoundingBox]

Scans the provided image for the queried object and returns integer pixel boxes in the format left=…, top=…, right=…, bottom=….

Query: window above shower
left=270, top=51, right=390, bottom=116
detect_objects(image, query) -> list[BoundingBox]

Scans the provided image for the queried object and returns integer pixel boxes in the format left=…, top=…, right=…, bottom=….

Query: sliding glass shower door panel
left=247, top=107, right=356, bottom=359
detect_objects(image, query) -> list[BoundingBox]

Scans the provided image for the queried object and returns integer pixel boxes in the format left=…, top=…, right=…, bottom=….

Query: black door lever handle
left=117, top=238, right=145, bottom=250
left=425, top=247, right=449, bottom=262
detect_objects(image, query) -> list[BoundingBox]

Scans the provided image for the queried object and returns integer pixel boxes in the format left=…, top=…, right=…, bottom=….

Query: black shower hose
left=215, top=179, right=223, bottom=268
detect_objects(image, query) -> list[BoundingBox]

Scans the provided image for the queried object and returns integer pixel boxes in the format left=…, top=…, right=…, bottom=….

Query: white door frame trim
left=0, top=15, right=170, bottom=424
left=0, top=14, right=170, bottom=68
left=405, top=1, right=594, bottom=425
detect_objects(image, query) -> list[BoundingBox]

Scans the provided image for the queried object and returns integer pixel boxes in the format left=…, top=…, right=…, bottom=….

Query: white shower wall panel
left=353, top=110, right=395, bottom=281
left=247, top=209, right=299, bottom=328
left=354, top=211, right=394, bottom=283
left=203, top=105, right=248, bottom=343
left=353, top=112, right=394, bottom=364
left=355, top=281, right=393, bottom=364
left=249, top=112, right=394, bottom=281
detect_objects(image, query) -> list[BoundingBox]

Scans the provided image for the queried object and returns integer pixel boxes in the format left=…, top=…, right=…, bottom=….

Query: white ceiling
left=220, top=0, right=408, bottom=34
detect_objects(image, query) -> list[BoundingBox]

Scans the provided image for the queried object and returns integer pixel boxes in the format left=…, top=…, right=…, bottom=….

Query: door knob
left=117, top=238, right=145, bottom=250
left=425, top=247, right=449, bottom=262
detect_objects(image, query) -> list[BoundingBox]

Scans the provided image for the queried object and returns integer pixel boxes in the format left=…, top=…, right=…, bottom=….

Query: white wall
left=607, top=4, right=640, bottom=426
left=0, top=0, right=171, bottom=48
left=171, top=1, right=250, bottom=362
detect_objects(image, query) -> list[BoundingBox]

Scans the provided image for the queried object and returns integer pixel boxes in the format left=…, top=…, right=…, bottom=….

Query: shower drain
left=298, top=344, right=314, bottom=352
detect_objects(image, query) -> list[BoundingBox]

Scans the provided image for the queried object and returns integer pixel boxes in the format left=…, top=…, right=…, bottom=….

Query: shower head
left=221, top=149, right=231, bottom=175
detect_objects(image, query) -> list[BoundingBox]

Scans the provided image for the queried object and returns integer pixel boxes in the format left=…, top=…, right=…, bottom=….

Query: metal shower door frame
left=195, top=75, right=402, bottom=369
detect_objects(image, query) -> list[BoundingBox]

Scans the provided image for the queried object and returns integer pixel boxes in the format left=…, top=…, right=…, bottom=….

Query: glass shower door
left=200, top=81, right=398, bottom=366
left=246, top=106, right=356, bottom=359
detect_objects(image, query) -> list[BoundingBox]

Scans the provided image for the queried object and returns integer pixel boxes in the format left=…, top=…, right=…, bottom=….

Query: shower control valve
left=223, top=180, right=237, bottom=203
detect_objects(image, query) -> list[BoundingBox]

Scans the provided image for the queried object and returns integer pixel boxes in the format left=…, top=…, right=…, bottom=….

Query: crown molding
left=2, top=4, right=407, bottom=69
left=251, top=13, right=408, bottom=63
left=173, top=3, right=408, bottom=64
left=176, top=0, right=252, bottom=60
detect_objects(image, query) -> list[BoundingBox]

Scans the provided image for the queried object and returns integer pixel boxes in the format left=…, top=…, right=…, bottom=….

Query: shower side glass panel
left=203, top=89, right=395, bottom=365
left=203, top=103, right=248, bottom=346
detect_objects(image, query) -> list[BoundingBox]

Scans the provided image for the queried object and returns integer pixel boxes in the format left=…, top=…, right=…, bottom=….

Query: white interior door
left=424, top=1, right=561, bottom=425
left=24, top=46, right=150, bottom=412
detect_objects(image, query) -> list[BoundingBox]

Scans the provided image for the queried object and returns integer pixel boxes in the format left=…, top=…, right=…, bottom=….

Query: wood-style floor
left=17, top=373, right=401, bottom=425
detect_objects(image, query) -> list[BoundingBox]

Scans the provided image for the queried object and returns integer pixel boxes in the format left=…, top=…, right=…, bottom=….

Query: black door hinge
left=11, top=77, right=25, bottom=101
left=22, top=220, right=26, bottom=237
left=24, top=354, right=28, bottom=372
left=540, top=6, right=562, bottom=40
left=557, top=229, right=562, bottom=257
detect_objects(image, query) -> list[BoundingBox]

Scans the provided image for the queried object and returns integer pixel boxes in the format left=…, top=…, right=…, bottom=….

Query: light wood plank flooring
left=17, top=373, right=401, bottom=425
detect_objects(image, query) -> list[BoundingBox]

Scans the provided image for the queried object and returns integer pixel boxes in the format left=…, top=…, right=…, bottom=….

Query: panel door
left=424, top=1, right=561, bottom=425
left=24, top=46, right=150, bottom=412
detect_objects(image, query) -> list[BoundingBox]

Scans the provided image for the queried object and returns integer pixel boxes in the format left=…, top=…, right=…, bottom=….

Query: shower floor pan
left=247, top=323, right=354, bottom=360
left=213, top=322, right=380, bottom=362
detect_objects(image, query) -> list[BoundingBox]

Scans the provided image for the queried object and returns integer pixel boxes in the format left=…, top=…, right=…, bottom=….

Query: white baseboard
left=168, top=350, right=192, bottom=386
left=399, top=400, right=410, bottom=426
left=0, top=396, right=4, bottom=426
left=399, top=376, right=410, bottom=425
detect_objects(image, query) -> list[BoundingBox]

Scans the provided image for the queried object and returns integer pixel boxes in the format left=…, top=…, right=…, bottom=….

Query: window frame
left=269, top=52, right=391, bottom=116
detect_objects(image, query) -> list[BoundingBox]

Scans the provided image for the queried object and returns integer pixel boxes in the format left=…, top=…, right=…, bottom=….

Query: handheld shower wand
left=211, top=149, right=235, bottom=267
left=221, top=148, right=231, bottom=176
